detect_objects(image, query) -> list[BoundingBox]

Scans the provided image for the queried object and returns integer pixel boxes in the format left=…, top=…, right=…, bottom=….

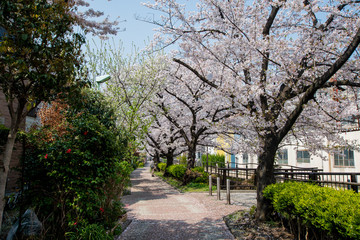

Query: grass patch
left=154, top=171, right=216, bottom=192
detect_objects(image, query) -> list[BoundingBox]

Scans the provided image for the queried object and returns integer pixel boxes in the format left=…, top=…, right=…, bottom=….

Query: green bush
left=192, top=167, right=209, bottom=183
left=66, top=223, right=113, bottom=240
left=263, top=182, right=360, bottom=239
left=23, top=91, right=132, bottom=237
left=167, top=164, right=187, bottom=179
left=137, top=161, right=144, bottom=168
left=201, top=154, right=225, bottom=167
left=158, top=162, right=167, bottom=172
left=193, top=166, right=205, bottom=173
left=184, top=167, right=209, bottom=183
left=177, top=155, right=187, bottom=165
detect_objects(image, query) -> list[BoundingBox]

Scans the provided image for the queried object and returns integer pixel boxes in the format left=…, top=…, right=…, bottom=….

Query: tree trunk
left=255, top=135, right=279, bottom=221
left=0, top=129, right=17, bottom=231
left=187, top=145, right=196, bottom=169
left=153, top=152, right=161, bottom=171
left=164, top=152, right=174, bottom=177
left=165, top=152, right=174, bottom=167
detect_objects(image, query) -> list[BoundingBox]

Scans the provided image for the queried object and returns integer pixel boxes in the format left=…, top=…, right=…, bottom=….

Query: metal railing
left=205, top=163, right=359, bottom=193
left=274, top=171, right=360, bottom=193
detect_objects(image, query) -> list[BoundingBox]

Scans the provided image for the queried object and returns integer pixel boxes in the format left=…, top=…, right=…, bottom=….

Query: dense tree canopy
left=0, top=0, right=86, bottom=230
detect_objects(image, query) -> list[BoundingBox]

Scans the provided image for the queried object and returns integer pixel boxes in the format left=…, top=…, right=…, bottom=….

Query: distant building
left=213, top=130, right=360, bottom=173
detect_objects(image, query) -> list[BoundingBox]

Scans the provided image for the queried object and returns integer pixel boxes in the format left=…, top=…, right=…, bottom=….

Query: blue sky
left=85, top=0, right=162, bottom=53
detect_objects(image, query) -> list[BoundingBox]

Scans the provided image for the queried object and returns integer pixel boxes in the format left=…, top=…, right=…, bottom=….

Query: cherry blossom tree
left=71, top=0, right=121, bottom=38
left=152, top=61, right=234, bottom=170
left=144, top=0, right=360, bottom=220
left=86, top=42, right=167, bottom=152
left=146, top=113, right=185, bottom=169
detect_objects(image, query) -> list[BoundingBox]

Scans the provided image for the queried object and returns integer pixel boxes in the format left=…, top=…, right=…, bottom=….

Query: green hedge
left=201, top=153, right=225, bottom=167
left=191, top=167, right=209, bottom=183
left=263, top=181, right=360, bottom=239
left=158, top=162, right=167, bottom=172
left=167, top=164, right=187, bottom=179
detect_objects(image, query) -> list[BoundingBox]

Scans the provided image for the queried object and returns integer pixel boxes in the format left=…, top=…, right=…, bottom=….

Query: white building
left=215, top=130, right=360, bottom=173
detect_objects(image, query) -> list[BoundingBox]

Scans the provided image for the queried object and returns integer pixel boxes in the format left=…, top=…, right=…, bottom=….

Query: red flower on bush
left=44, top=154, right=48, bottom=159
left=66, top=149, right=71, bottom=153
left=73, top=222, right=77, bottom=226
left=84, top=131, right=88, bottom=136
left=100, top=207, right=104, bottom=213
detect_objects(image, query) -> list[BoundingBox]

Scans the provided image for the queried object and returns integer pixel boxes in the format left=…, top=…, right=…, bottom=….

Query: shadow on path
left=119, top=218, right=233, bottom=240
left=118, top=163, right=244, bottom=240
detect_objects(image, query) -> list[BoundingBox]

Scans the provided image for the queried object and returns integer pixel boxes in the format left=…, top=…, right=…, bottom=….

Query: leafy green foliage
left=23, top=90, right=132, bottom=237
left=66, top=223, right=113, bottom=240
left=191, top=167, right=209, bottom=183
left=154, top=171, right=215, bottom=192
left=158, top=162, right=167, bottom=172
left=177, top=155, right=187, bottom=165
left=201, top=154, right=225, bottom=167
left=0, top=0, right=86, bottom=105
left=263, top=182, right=360, bottom=239
left=137, top=161, right=145, bottom=168
left=167, top=164, right=187, bottom=179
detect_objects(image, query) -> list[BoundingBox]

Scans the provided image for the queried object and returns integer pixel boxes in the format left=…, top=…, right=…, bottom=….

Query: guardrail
left=274, top=171, right=360, bottom=193
left=208, top=165, right=359, bottom=193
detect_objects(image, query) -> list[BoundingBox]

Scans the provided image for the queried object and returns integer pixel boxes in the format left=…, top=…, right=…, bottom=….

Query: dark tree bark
left=187, top=144, right=196, bottom=169
left=255, top=135, right=280, bottom=221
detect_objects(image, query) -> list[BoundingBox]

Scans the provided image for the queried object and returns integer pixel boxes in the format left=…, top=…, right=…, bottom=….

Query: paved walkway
left=118, top=163, right=256, bottom=240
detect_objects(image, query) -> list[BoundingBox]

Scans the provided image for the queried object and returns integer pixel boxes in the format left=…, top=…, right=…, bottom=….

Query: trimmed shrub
left=201, top=154, right=225, bottom=167
left=167, top=164, right=187, bottom=179
left=191, top=167, right=209, bottom=183
left=263, top=181, right=360, bottom=239
left=158, top=162, right=167, bottom=172
left=177, top=155, right=187, bottom=165
left=193, top=166, right=205, bottom=173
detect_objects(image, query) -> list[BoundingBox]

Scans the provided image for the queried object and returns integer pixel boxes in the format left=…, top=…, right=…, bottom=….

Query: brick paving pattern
left=118, top=163, right=256, bottom=240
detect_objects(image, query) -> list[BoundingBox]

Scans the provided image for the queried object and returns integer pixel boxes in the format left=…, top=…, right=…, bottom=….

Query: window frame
left=297, top=150, right=310, bottom=163
left=277, top=149, right=288, bottom=165
left=334, top=149, right=355, bottom=167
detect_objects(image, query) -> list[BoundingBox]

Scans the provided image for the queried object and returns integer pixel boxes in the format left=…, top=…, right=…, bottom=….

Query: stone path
left=118, top=163, right=256, bottom=240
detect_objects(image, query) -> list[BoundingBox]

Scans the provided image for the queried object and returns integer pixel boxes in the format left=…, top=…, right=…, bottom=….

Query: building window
left=297, top=150, right=310, bottom=163
left=243, top=153, right=248, bottom=164
left=334, top=149, right=354, bottom=167
left=277, top=149, right=288, bottom=164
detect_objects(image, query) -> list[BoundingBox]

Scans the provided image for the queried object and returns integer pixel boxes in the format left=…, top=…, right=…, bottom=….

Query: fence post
left=222, top=169, right=226, bottom=186
left=217, top=177, right=221, bottom=200
left=309, top=170, right=318, bottom=182
left=209, top=175, right=212, bottom=196
left=246, top=165, right=249, bottom=179
left=206, top=152, right=209, bottom=173
left=351, top=173, right=358, bottom=193
left=284, top=169, right=288, bottom=181
left=216, top=163, right=218, bottom=175
left=226, top=179, right=231, bottom=205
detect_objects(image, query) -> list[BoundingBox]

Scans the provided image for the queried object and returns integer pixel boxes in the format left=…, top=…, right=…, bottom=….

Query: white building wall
left=231, top=130, right=360, bottom=172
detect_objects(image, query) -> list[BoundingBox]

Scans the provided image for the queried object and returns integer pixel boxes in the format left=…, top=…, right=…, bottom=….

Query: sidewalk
left=118, top=163, right=256, bottom=240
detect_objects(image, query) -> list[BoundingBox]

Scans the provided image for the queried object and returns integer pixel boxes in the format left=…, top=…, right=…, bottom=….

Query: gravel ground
left=117, top=164, right=251, bottom=240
